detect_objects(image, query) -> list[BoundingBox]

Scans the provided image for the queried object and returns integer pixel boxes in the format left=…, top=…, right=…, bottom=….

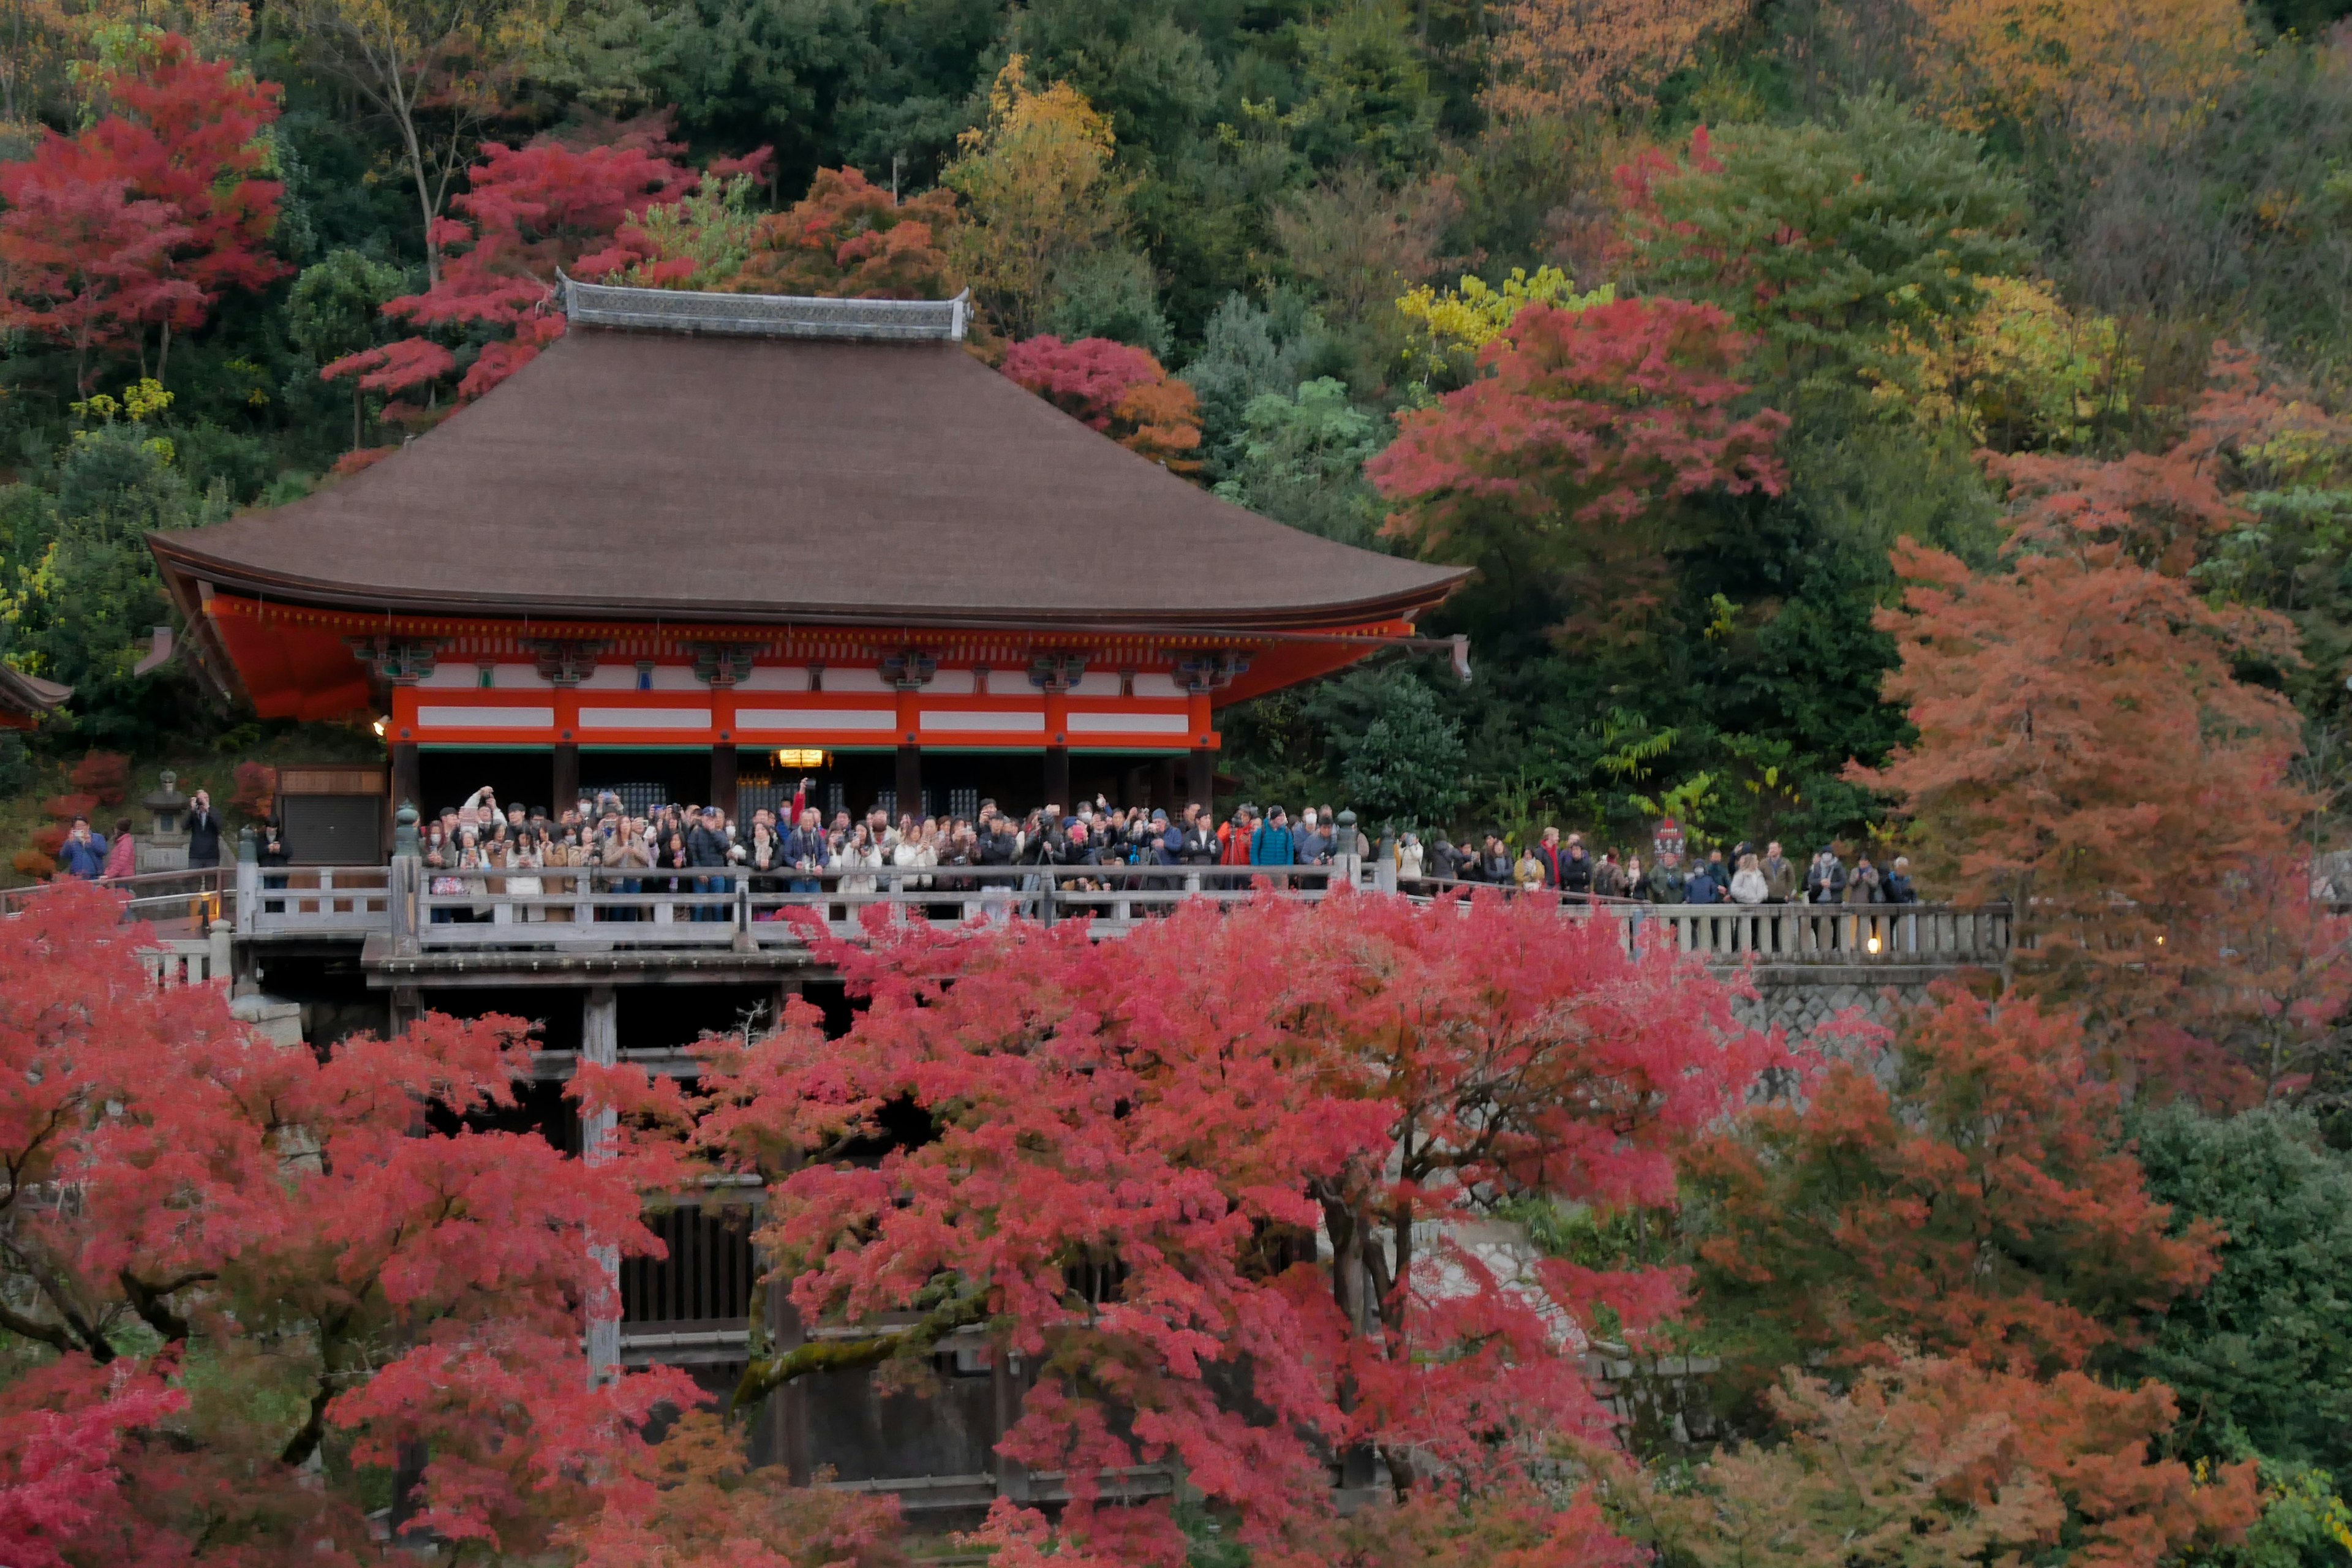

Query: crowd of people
left=52, top=775, right=1921, bottom=913
left=415, top=785, right=1362, bottom=915
left=1393, top=828, right=1919, bottom=905
left=409, top=784, right=1920, bottom=911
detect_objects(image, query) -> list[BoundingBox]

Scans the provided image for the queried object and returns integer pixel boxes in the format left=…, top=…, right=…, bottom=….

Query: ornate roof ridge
left=556, top=272, right=971, bottom=342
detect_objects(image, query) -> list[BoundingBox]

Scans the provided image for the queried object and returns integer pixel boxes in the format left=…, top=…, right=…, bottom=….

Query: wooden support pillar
left=552, top=741, right=579, bottom=815
left=1153, top=755, right=1177, bottom=812
left=582, top=986, right=620, bottom=1385
left=895, top=744, right=922, bottom=822
left=709, top=746, right=739, bottom=819
left=1188, top=745, right=1216, bottom=811
left=390, top=741, right=420, bottom=820
left=1043, top=746, right=1071, bottom=815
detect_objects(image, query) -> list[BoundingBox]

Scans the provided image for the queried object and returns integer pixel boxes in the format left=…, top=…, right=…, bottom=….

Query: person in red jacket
left=1218, top=806, right=1256, bottom=867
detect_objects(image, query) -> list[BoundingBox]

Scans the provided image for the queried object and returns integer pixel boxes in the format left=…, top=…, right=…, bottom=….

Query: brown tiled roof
left=0, top=665, right=70, bottom=720
left=151, top=324, right=1464, bottom=631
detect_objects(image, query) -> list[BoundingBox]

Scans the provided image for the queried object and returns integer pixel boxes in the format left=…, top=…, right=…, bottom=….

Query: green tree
left=1621, top=92, right=2035, bottom=400
left=1213, top=376, right=1387, bottom=546
left=644, top=0, right=873, bottom=197
left=1280, top=0, right=1442, bottom=176
left=1042, top=246, right=1171, bottom=355
left=3, top=421, right=224, bottom=746
left=1181, top=288, right=1330, bottom=478
left=2122, top=1105, right=2352, bottom=1477
left=1338, top=670, right=1469, bottom=829
left=287, top=249, right=407, bottom=451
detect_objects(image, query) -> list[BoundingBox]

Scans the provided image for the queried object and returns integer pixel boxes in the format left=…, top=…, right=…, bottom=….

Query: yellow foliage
left=1484, top=0, right=1747, bottom=120
left=1901, top=0, right=2252, bottom=144
left=943, top=55, right=1125, bottom=339
left=1866, top=276, right=2133, bottom=451
left=1398, top=265, right=1613, bottom=357
left=1, top=0, right=250, bottom=129
left=1396, top=266, right=1613, bottom=395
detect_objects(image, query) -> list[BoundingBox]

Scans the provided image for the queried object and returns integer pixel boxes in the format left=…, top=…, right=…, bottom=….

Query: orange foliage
left=1485, top=0, right=1748, bottom=121
left=1850, top=535, right=2304, bottom=1024
left=1619, top=1354, right=2260, bottom=1568
left=39, top=794, right=94, bottom=825
left=1987, top=346, right=2340, bottom=575
left=1902, top=0, right=2253, bottom=143
left=230, top=760, right=275, bottom=819
left=1689, top=985, right=2222, bottom=1390
left=726, top=167, right=960, bottom=300
left=69, top=750, right=127, bottom=807
left=1002, top=334, right=1204, bottom=474
left=559, top=1411, right=907, bottom=1568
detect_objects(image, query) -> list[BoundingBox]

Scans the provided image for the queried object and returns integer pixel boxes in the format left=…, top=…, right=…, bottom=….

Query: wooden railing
left=140, top=930, right=231, bottom=986
left=4, top=865, right=234, bottom=929
left=13, top=854, right=2011, bottom=970
left=368, top=858, right=2008, bottom=966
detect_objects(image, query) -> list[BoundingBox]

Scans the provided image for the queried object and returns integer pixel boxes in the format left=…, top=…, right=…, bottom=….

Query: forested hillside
left=4, top=0, right=2352, bottom=853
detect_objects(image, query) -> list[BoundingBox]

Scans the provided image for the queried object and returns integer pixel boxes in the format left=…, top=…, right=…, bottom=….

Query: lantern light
left=773, top=748, right=828, bottom=769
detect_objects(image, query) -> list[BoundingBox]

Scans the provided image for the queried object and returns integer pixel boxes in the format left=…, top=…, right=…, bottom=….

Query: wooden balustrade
left=7, top=853, right=2010, bottom=968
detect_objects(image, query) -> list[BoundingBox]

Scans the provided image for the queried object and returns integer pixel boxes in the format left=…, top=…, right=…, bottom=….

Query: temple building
left=0, top=666, right=70, bottom=731
left=151, top=281, right=1464, bottom=831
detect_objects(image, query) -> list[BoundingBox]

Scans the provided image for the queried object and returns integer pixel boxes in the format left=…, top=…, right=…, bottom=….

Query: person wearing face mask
left=1294, top=809, right=1330, bottom=866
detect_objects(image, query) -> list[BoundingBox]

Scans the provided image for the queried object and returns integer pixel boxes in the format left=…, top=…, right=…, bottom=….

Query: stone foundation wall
left=1723, top=963, right=1956, bottom=1045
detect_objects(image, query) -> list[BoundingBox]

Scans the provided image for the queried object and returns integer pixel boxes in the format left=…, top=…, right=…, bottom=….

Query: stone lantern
left=139, top=769, right=190, bottom=872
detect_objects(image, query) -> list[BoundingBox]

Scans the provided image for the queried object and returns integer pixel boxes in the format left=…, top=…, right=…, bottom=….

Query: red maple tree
left=726, top=165, right=962, bottom=299
left=0, top=173, right=194, bottom=391
left=0, top=1362, right=183, bottom=1568
left=0, top=33, right=284, bottom=388
left=589, top=891, right=1777, bottom=1566
left=1686, top=983, right=2222, bottom=1406
left=1002, top=333, right=1204, bottom=472
left=1367, top=296, right=1788, bottom=642
left=0, top=881, right=698, bottom=1562
left=325, top=124, right=695, bottom=413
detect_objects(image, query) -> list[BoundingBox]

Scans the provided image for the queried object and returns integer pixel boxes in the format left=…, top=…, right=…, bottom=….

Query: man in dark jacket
left=978, top=823, right=1017, bottom=867
left=185, top=790, right=222, bottom=869
left=1883, top=856, right=1918, bottom=904
left=685, top=807, right=732, bottom=920
left=1178, top=805, right=1218, bottom=866
left=1804, top=848, right=1848, bottom=905
left=1565, top=842, right=1594, bottom=897
left=1150, top=810, right=1182, bottom=867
